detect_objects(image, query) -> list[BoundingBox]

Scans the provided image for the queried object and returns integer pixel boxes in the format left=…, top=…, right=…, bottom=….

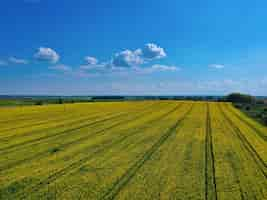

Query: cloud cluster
left=34, top=47, right=59, bottom=63
left=76, top=43, right=175, bottom=76
left=1, top=43, right=180, bottom=76
left=84, top=56, right=98, bottom=65
left=112, top=49, right=143, bottom=68
left=142, top=43, right=166, bottom=60
left=111, top=43, right=166, bottom=68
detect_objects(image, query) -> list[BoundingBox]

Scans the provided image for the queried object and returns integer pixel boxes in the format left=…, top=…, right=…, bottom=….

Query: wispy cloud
left=0, top=60, right=8, bottom=66
left=209, top=64, right=225, bottom=69
left=9, top=57, right=28, bottom=64
left=150, top=64, right=179, bottom=71
left=49, top=64, right=72, bottom=72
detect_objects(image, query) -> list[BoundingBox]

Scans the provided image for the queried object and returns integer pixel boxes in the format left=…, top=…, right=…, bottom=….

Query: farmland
left=0, top=101, right=266, bottom=200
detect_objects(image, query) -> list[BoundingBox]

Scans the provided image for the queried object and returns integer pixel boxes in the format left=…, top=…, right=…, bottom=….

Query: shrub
left=245, top=106, right=251, bottom=111
left=263, top=116, right=267, bottom=125
left=35, top=100, right=43, bottom=105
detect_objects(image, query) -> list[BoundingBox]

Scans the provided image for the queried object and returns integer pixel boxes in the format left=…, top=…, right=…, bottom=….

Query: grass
left=0, top=101, right=266, bottom=199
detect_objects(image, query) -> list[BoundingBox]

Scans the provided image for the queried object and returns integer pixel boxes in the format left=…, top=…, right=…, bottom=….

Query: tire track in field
left=0, top=111, right=103, bottom=138
left=204, top=103, right=218, bottom=200
left=0, top=112, right=123, bottom=155
left=0, top=109, right=128, bottom=143
left=100, top=104, right=194, bottom=200
left=0, top=103, right=176, bottom=172
left=0, top=102, right=156, bottom=134
left=218, top=104, right=267, bottom=178
left=0, top=109, right=68, bottom=124
left=0, top=103, right=158, bottom=153
left=0, top=102, right=156, bottom=140
left=224, top=104, right=267, bottom=141
left=0, top=110, right=100, bottom=134
left=12, top=103, right=184, bottom=199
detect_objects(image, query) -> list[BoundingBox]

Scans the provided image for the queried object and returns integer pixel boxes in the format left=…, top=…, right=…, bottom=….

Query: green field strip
left=100, top=104, right=194, bottom=200
left=4, top=102, right=185, bottom=199
left=219, top=104, right=267, bottom=199
left=0, top=101, right=159, bottom=153
left=205, top=103, right=218, bottom=200
left=225, top=103, right=267, bottom=140
left=218, top=104, right=267, bottom=177
left=212, top=103, right=267, bottom=200
left=221, top=104, right=267, bottom=164
left=29, top=102, right=191, bottom=200
left=0, top=102, right=170, bottom=172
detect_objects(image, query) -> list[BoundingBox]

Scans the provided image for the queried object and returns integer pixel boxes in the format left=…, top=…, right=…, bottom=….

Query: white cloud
left=0, top=60, right=8, bottom=66
left=111, top=43, right=166, bottom=68
left=34, top=47, right=59, bottom=63
left=141, top=43, right=166, bottom=60
left=112, top=49, right=143, bottom=67
left=209, top=64, right=225, bottom=69
left=49, top=64, right=72, bottom=72
left=9, top=57, right=28, bottom=64
left=84, top=56, right=98, bottom=65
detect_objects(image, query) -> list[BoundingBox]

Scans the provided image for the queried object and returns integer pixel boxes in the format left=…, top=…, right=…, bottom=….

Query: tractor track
left=100, top=104, right=194, bottom=200
left=0, top=111, right=101, bottom=134
left=0, top=103, right=179, bottom=172
left=0, top=103, right=158, bottom=154
left=218, top=104, right=267, bottom=178
left=0, top=112, right=109, bottom=141
left=204, top=103, right=218, bottom=200
left=224, top=104, right=267, bottom=141
left=0, top=103, right=157, bottom=141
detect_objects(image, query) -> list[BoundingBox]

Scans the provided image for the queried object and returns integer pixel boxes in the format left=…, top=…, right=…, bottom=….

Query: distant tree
left=58, top=98, right=63, bottom=104
left=263, top=116, right=267, bottom=125
left=225, top=93, right=256, bottom=104
left=245, top=106, right=251, bottom=111
left=35, top=100, right=43, bottom=105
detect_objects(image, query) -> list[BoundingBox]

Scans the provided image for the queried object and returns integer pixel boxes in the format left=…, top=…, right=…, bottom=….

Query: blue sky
left=0, top=0, right=266, bottom=96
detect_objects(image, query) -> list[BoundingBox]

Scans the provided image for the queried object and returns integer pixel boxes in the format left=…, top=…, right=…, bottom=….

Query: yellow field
left=0, top=101, right=266, bottom=200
